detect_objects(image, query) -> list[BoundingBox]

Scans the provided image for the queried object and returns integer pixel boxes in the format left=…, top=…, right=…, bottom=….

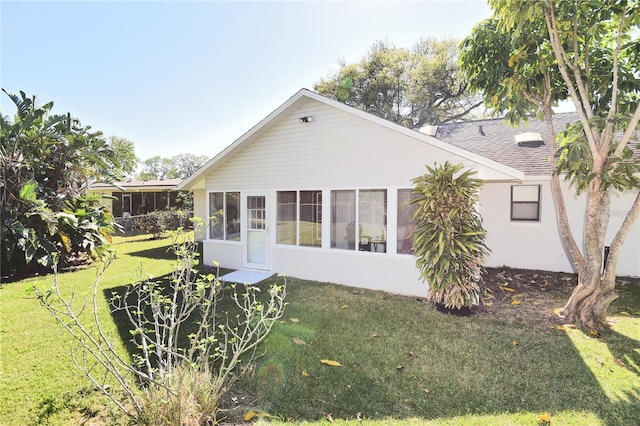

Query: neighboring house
left=179, top=89, right=639, bottom=297
left=89, top=178, right=185, bottom=218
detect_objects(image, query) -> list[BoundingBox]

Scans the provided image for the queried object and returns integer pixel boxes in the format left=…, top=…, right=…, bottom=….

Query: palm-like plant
left=1, top=89, right=119, bottom=275
left=410, top=162, right=490, bottom=310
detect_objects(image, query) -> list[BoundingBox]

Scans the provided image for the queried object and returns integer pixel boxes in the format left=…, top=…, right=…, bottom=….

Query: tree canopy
left=138, top=156, right=178, bottom=181
left=109, top=136, right=138, bottom=179
left=172, top=153, right=209, bottom=179
left=137, top=154, right=209, bottom=181
left=314, top=38, right=483, bottom=128
left=459, top=0, right=640, bottom=329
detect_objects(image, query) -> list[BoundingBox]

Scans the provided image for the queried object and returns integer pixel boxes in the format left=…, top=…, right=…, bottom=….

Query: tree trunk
left=559, top=273, right=618, bottom=330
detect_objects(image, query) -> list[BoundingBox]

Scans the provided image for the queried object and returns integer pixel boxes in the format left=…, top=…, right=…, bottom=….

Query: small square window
left=511, top=185, right=540, bottom=221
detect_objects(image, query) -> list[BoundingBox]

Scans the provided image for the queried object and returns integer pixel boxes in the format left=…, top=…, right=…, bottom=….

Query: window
left=209, top=192, right=240, bottom=240
left=300, top=191, right=322, bottom=247
left=331, top=189, right=386, bottom=252
left=277, top=190, right=322, bottom=247
left=247, top=195, right=265, bottom=230
left=511, top=185, right=540, bottom=221
left=331, top=190, right=356, bottom=249
left=359, top=190, right=387, bottom=253
left=397, top=189, right=419, bottom=254
left=277, top=191, right=297, bottom=244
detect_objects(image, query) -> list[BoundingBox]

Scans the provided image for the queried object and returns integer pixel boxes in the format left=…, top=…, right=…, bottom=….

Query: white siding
left=205, top=100, right=478, bottom=191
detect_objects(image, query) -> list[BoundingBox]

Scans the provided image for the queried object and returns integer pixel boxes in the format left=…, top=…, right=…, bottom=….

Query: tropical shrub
left=410, top=162, right=490, bottom=309
left=1, top=89, right=119, bottom=276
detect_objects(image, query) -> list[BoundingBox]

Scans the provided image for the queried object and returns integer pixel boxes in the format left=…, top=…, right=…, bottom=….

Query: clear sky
left=1, top=1, right=492, bottom=162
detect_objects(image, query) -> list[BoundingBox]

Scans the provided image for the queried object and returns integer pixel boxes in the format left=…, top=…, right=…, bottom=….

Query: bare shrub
left=35, top=229, right=286, bottom=425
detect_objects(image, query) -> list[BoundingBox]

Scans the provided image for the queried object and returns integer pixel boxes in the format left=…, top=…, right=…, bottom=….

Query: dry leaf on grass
left=538, top=412, right=551, bottom=423
left=320, top=359, right=342, bottom=367
left=614, top=358, right=628, bottom=369
left=292, top=337, right=306, bottom=345
left=244, top=410, right=258, bottom=421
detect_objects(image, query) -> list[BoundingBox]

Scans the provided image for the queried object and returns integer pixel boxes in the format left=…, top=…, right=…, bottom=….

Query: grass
left=1, top=235, right=639, bottom=425
left=0, top=234, right=179, bottom=425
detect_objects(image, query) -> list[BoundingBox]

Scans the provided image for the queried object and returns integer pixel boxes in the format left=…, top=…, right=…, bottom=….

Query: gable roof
left=179, top=89, right=524, bottom=190
left=436, top=113, right=579, bottom=177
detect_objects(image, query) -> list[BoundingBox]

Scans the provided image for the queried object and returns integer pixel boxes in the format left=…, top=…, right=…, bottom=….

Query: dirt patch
left=471, top=267, right=580, bottom=327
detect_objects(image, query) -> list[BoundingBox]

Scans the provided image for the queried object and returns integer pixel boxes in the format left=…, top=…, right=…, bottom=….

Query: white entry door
left=244, top=194, right=269, bottom=270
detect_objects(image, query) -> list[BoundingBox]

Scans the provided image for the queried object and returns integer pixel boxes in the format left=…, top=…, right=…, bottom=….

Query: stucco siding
left=272, top=246, right=425, bottom=297
left=481, top=180, right=640, bottom=277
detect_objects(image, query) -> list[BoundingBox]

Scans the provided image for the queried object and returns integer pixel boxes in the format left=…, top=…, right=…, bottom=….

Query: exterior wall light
left=299, top=116, right=313, bottom=123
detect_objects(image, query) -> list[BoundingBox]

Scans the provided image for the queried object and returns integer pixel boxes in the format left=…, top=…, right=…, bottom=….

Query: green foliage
left=1, top=89, right=119, bottom=275
left=315, top=38, right=483, bottom=127
left=132, top=209, right=190, bottom=238
left=410, top=162, right=489, bottom=309
left=556, top=118, right=640, bottom=194
left=460, top=1, right=640, bottom=124
left=459, top=0, right=640, bottom=328
left=172, top=153, right=209, bottom=179
left=138, top=155, right=179, bottom=180
left=108, top=136, right=139, bottom=179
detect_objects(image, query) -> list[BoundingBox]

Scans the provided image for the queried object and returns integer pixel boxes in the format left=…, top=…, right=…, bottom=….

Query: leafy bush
left=1, top=89, right=119, bottom=276
left=410, top=162, right=490, bottom=309
left=132, top=209, right=190, bottom=238
left=1, top=182, right=115, bottom=274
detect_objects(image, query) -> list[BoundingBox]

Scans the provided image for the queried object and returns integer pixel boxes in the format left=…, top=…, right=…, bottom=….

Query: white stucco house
left=179, top=89, right=639, bottom=297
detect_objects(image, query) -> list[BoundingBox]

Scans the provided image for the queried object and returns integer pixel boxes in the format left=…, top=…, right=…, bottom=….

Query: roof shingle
left=436, top=112, right=580, bottom=176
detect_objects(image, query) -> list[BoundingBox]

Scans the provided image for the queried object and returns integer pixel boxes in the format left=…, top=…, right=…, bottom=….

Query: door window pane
left=247, top=196, right=266, bottom=230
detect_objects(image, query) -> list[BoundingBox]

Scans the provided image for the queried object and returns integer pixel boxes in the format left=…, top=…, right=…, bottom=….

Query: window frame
left=397, top=188, right=418, bottom=255
left=276, top=190, right=322, bottom=248
left=510, top=185, right=541, bottom=222
left=330, top=189, right=387, bottom=252
left=208, top=191, right=241, bottom=241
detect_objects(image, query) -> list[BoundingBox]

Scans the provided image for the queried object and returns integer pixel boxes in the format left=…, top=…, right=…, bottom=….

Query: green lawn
left=1, top=235, right=639, bottom=425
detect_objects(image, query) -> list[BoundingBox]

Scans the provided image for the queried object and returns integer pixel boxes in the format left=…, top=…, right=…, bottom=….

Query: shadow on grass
left=249, top=279, right=640, bottom=424
left=126, top=245, right=175, bottom=261
left=605, top=329, right=640, bottom=377
left=102, top=273, right=640, bottom=425
left=104, top=271, right=199, bottom=366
